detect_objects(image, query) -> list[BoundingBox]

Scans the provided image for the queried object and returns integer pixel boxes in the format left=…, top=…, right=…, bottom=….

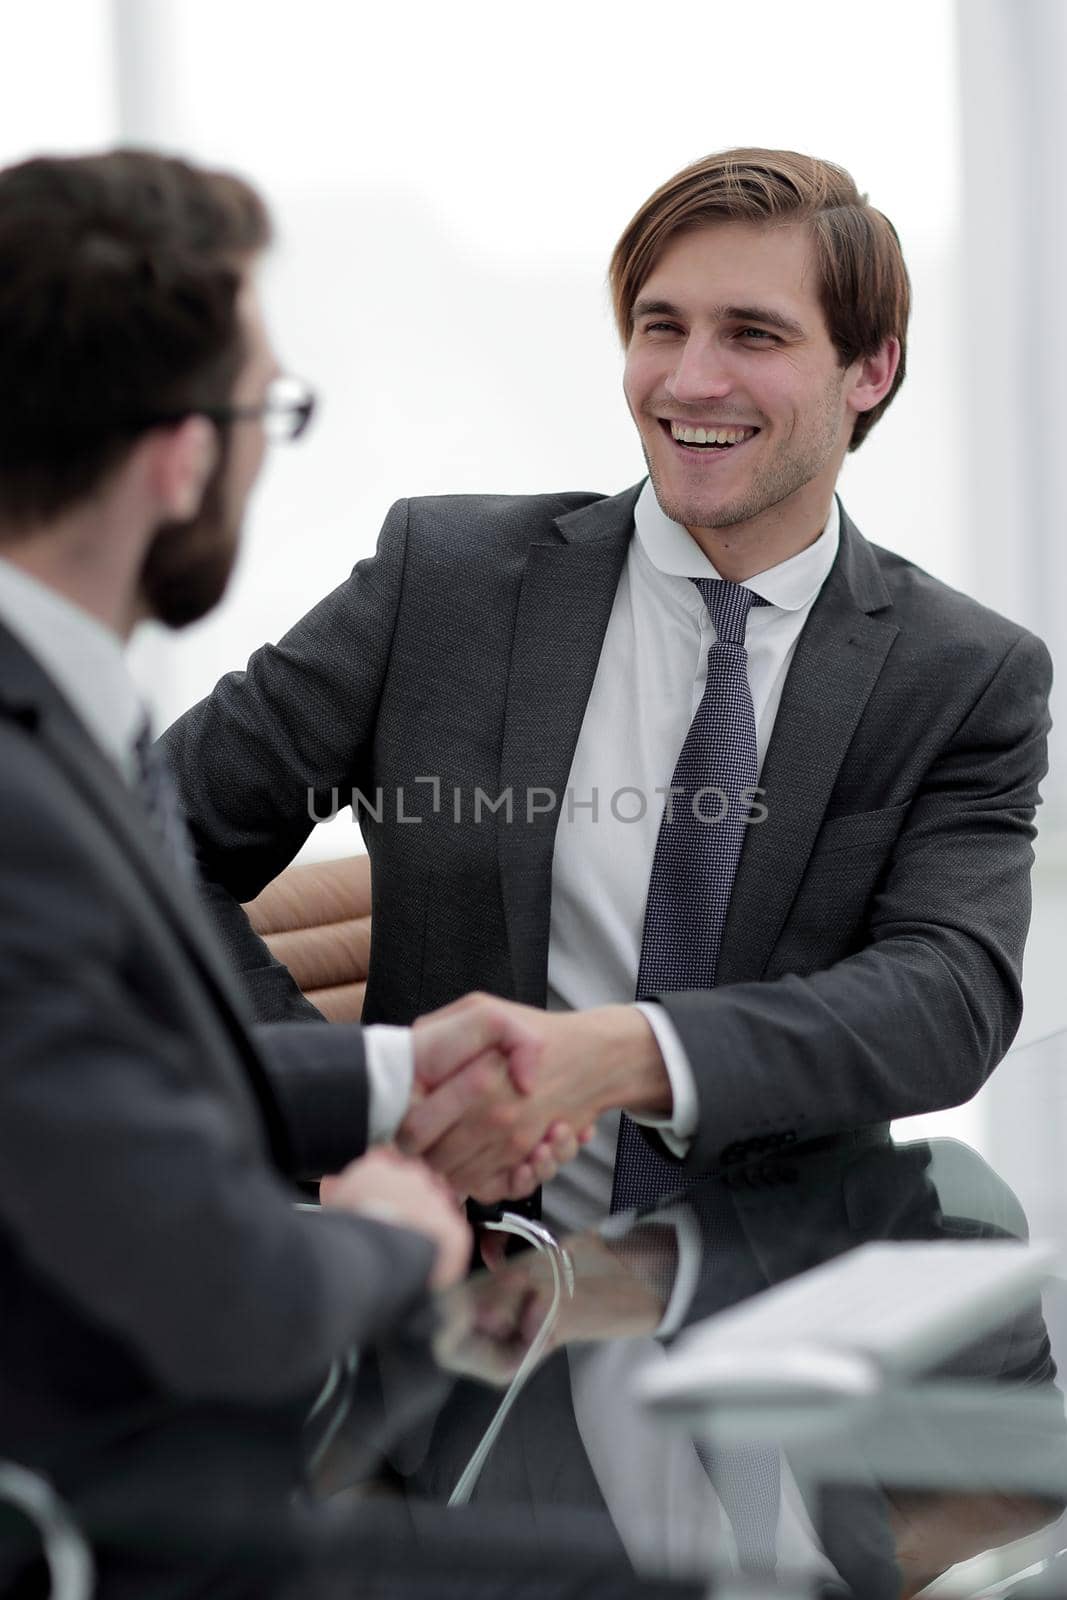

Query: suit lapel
left=498, top=486, right=639, bottom=1004
left=0, top=627, right=292, bottom=1163
left=716, top=507, right=899, bottom=985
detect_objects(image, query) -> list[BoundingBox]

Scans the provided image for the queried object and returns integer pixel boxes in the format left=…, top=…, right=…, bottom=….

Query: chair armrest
left=243, top=855, right=371, bottom=1022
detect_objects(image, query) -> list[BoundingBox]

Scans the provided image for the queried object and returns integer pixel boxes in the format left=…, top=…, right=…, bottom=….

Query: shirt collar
left=633, top=478, right=840, bottom=612
left=0, top=557, right=145, bottom=782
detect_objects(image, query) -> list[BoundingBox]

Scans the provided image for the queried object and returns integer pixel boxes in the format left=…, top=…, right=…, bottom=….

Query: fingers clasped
left=401, top=995, right=592, bottom=1201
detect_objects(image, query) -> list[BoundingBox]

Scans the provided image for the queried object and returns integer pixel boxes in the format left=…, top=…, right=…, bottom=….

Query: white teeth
left=670, top=422, right=753, bottom=446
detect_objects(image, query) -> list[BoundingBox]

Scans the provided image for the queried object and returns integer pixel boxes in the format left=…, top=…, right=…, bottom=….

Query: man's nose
left=665, top=336, right=733, bottom=406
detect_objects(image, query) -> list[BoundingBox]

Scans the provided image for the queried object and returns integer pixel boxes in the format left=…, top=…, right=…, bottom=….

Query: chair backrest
left=243, top=854, right=371, bottom=1023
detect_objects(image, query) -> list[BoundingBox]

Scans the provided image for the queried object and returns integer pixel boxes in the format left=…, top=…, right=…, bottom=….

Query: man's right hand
left=319, top=1147, right=472, bottom=1290
left=402, top=995, right=663, bottom=1200
left=410, top=1003, right=594, bottom=1202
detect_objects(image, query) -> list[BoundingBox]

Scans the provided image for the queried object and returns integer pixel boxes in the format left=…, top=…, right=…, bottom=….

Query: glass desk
left=7, top=1032, right=1067, bottom=1599
left=311, top=1028, right=1067, bottom=1600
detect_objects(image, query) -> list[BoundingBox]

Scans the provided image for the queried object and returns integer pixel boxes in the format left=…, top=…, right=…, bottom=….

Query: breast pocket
left=811, top=802, right=912, bottom=856
left=765, top=803, right=912, bottom=975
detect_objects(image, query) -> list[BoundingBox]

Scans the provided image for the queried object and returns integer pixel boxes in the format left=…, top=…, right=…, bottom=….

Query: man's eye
left=739, top=328, right=776, bottom=342
left=641, top=321, right=682, bottom=336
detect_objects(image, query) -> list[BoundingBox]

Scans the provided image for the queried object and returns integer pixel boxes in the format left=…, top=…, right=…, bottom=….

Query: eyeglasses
left=135, top=375, right=317, bottom=443
left=203, top=374, right=317, bottom=442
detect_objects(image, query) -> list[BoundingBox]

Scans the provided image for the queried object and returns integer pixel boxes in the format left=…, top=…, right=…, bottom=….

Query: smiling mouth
left=659, top=420, right=760, bottom=452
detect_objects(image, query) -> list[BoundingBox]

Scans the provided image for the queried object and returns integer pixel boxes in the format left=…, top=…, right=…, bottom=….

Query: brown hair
left=0, top=149, right=271, bottom=530
left=609, top=148, right=909, bottom=450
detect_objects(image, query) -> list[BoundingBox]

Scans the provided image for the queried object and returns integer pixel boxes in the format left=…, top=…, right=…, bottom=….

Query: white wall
left=8, top=1, right=1060, bottom=1105
left=0, top=1, right=115, bottom=157
left=87, top=0, right=967, bottom=734
left=0, top=0, right=967, bottom=748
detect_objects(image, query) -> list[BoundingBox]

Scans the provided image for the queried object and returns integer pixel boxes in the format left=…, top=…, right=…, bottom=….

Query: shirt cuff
left=629, top=1002, right=698, bottom=1158
left=651, top=1207, right=703, bottom=1339
left=595, top=1205, right=701, bottom=1338
left=363, top=1025, right=414, bottom=1144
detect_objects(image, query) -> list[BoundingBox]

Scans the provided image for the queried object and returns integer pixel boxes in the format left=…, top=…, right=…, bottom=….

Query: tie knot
left=691, top=578, right=769, bottom=644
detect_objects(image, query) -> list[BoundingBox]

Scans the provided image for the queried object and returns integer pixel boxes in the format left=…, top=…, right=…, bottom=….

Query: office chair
left=244, top=853, right=371, bottom=1021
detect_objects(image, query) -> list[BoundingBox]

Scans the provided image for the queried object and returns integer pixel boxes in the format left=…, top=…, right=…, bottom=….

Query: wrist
left=584, top=1005, right=672, bottom=1118
left=352, top=1199, right=406, bottom=1228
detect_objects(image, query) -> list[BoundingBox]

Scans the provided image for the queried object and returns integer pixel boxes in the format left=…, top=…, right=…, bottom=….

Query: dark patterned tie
left=611, top=579, right=769, bottom=1214
left=133, top=723, right=196, bottom=883
left=695, top=1436, right=781, bottom=1574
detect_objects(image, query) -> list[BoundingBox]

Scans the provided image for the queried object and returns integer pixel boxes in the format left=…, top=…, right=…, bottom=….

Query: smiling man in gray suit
left=163, top=148, right=1052, bottom=1229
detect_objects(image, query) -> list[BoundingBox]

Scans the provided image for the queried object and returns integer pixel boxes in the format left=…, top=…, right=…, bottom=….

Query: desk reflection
left=325, top=1133, right=1067, bottom=1599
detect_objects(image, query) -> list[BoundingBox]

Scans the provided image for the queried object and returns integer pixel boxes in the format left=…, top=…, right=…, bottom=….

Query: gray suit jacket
left=162, top=484, right=1052, bottom=1178
left=0, top=622, right=434, bottom=1505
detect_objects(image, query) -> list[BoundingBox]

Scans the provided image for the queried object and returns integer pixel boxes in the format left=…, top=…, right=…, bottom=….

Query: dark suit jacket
left=162, top=484, right=1052, bottom=1177
left=0, top=622, right=435, bottom=1523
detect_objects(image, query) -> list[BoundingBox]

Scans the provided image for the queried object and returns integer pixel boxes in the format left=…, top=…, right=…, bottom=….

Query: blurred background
left=1, top=0, right=1063, bottom=1154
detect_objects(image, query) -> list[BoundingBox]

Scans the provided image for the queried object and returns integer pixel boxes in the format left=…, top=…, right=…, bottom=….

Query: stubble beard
left=644, top=372, right=847, bottom=533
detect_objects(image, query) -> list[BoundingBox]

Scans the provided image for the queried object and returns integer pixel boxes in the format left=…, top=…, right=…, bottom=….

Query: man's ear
left=148, top=417, right=219, bottom=521
left=847, top=336, right=900, bottom=419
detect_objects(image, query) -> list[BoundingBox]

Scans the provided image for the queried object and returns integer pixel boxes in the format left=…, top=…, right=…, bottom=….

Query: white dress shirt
left=0, top=556, right=405, bottom=1142
left=363, top=486, right=840, bottom=1181
left=541, top=484, right=839, bottom=1232
left=0, top=557, right=145, bottom=780
left=559, top=552, right=849, bottom=1577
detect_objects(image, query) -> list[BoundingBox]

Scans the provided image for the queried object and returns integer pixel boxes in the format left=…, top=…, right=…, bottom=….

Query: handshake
left=401, top=992, right=670, bottom=1202
left=319, top=994, right=671, bottom=1289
